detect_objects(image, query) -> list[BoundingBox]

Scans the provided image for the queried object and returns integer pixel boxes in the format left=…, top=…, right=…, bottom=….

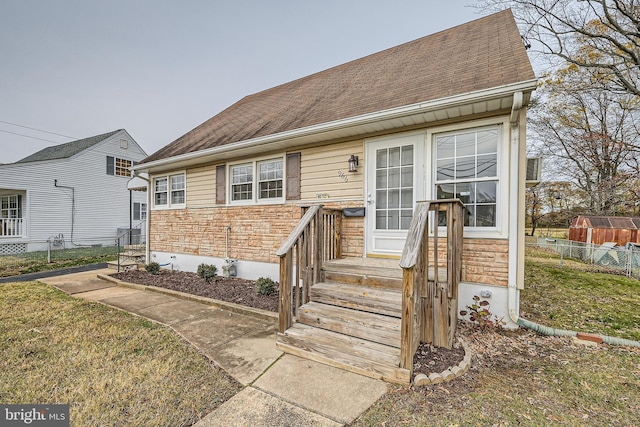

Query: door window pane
left=375, top=144, right=414, bottom=230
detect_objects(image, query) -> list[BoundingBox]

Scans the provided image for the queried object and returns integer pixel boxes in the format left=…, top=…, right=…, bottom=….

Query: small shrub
left=145, top=262, right=160, bottom=275
left=460, top=295, right=506, bottom=329
left=197, top=263, right=217, bottom=283
left=255, top=277, right=276, bottom=296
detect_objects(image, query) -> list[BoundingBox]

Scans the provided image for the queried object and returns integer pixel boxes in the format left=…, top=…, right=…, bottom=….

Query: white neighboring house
left=0, top=129, right=148, bottom=254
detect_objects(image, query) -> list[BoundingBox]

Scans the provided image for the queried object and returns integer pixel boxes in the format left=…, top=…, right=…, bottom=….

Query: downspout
left=54, top=179, right=76, bottom=244
left=507, top=92, right=523, bottom=325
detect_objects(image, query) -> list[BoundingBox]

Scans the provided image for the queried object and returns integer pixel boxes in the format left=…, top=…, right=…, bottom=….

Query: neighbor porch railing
left=276, top=205, right=342, bottom=332
left=399, top=199, right=464, bottom=369
left=115, top=222, right=146, bottom=272
left=0, top=218, right=24, bottom=237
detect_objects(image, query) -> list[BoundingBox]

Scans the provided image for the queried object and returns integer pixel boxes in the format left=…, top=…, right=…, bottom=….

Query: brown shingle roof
left=142, top=9, right=535, bottom=164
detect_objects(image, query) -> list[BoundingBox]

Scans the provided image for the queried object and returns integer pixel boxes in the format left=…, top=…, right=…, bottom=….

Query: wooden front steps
left=276, top=258, right=412, bottom=384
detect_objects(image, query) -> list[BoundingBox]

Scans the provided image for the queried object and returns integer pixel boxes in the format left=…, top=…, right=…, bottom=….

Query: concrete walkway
left=37, top=269, right=388, bottom=426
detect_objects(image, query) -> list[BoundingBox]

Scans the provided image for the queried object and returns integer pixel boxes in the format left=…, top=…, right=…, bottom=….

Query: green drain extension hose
left=516, top=317, right=640, bottom=348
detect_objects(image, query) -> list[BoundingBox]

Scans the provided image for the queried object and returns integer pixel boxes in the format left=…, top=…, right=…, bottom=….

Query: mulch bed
left=110, top=270, right=280, bottom=312
left=413, top=341, right=465, bottom=376
left=110, top=269, right=466, bottom=375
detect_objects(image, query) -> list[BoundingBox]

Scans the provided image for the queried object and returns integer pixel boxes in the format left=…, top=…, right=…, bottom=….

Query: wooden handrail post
left=279, top=249, right=292, bottom=332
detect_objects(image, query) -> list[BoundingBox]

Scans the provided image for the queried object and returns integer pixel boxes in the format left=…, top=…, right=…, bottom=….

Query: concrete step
left=107, top=260, right=139, bottom=271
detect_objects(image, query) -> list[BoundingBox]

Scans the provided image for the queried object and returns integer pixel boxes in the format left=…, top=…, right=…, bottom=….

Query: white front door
left=365, top=133, right=424, bottom=256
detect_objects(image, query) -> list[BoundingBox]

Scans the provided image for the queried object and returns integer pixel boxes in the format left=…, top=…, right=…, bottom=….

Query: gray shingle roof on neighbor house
left=141, top=9, right=535, bottom=164
left=16, top=129, right=123, bottom=164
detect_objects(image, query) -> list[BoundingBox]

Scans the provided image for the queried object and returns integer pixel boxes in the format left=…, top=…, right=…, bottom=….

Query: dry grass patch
left=351, top=327, right=640, bottom=426
left=0, top=281, right=241, bottom=426
left=351, top=247, right=640, bottom=426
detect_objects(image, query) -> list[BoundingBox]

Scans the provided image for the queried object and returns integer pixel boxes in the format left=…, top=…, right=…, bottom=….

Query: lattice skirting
left=0, top=243, right=27, bottom=255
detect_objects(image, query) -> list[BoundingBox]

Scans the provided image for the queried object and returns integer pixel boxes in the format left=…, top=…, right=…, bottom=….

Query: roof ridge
left=15, top=129, right=124, bottom=164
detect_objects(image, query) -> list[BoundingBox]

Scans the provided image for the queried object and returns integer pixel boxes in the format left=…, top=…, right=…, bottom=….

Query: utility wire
left=0, top=120, right=76, bottom=139
left=0, top=129, right=62, bottom=144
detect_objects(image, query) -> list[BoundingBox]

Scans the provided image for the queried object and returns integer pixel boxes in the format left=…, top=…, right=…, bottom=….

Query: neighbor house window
left=435, top=127, right=498, bottom=227
left=230, top=158, right=284, bottom=203
left=133, top=202, right=147, bottom=220
left=1, top=195, right=20, bottom=219
left=153, top=173, right=185, bottom=208
left=106, top=156, right=133, bottom=177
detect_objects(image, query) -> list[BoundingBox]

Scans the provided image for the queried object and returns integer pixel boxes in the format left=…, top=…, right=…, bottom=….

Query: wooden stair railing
left=398, top=199, right=464, bottom=369
left=276, top=205, right=342, bottom=333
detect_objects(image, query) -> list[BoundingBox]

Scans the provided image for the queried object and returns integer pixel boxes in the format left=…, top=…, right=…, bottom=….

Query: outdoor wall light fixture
left=348, top=154, right=359, bottom=172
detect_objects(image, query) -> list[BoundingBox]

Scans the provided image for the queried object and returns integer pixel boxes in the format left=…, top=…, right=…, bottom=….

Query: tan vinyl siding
left=300, top=140, right=364, bottom=201
left=186, top=165, right=216, bottom=208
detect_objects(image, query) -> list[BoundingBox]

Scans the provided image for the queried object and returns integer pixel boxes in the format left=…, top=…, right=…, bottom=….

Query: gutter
left=133, top=79, right=538, bottom=173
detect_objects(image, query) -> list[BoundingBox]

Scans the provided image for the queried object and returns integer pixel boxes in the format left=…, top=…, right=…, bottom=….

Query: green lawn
left=0, top=281, right=241, bottom=426
left=522, top=246, right=640, bottom=341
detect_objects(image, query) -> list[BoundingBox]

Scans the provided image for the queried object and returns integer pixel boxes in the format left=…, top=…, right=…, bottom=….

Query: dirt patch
left=110, top=270, right=279, bottom=312
left=413, top=341, right=465, bottom=376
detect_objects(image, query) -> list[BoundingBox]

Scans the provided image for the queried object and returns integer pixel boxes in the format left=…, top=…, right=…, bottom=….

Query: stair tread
left=311, top=281, right=402, bottom=317
left=277, top=323, right=410, bottom=383
left=298, top=301, right=400, bottom=348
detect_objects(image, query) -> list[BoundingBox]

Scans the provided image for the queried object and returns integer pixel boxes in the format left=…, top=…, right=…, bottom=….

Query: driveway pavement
left=36, top=269, right=388, bottom=426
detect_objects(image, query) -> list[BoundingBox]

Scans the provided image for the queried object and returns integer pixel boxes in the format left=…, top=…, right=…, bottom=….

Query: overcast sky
left=0, top=1, right=510, bottom=164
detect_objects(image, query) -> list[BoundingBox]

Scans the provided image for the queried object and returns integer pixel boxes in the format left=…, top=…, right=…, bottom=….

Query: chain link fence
left=529, top=237, right=640, bottom=280
left=0, top=237, right=119, bottom=277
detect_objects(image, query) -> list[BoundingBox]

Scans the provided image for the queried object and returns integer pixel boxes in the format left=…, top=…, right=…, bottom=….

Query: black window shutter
left=17, top=194, right=22, bottom=218
left=216, top=165, right=226, bottom=204
left=286, top=152, right=301, bottom=200
left=106, top=156, right=114, bottom=175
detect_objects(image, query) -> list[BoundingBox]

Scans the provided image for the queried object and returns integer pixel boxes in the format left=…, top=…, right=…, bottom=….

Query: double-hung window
left=1, top=195, right=19, bottom=219
left=231, top=163, right=253, bottom=201
left=230, top=158, right=283, bottom=203
left=258, top=159, right=283, bottom=200
left=435, top=127, right=499, bottom=227
left=153, top=173, right=186, bottom=208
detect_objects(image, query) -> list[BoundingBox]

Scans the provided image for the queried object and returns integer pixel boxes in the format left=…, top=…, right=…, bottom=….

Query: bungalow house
left=0, top=129, right=148, bottom=255
left=135, top=10, right=537, bottom=382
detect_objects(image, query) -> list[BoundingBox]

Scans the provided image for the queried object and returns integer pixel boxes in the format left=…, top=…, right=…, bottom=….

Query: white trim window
left=1, top=195, right=20, bottom=219
left=230, top=158, right=284, bottom=203
left=258, top=158, right=283, bottom=200
left=153, top=173, right=186, bottom=208
left=231, top=163, right=253, bottom=201
left=435, top=126, right=499, bottom=227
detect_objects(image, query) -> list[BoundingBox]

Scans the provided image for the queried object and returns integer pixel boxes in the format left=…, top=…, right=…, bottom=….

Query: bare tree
left=532, top=63, right=640, bottom=213
left=477, top=0, right=640, bottom=97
